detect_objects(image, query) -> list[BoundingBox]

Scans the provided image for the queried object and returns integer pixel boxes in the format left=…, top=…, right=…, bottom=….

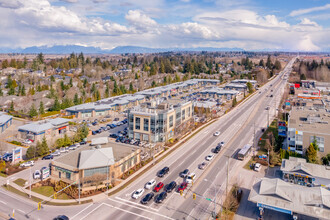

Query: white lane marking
left=108, top=198, right=174, bottom=220
left=115, top=196, right=158, bottom=212
left=17, top=209, right=25, bottom=214
left=70, top=203, right=94, bottom=220
left=80, top=203, right=104, bottom=220
left=102, top=203, right=152, bottom=220
left=0, top=200, right=7, bottom=204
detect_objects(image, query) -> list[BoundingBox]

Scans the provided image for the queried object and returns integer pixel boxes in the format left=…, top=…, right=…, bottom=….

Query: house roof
left=79, top=147, right=115, bottom=170
left=18, top=118, right=70, bottom=133
left=0, top=114, right=12, bottom=125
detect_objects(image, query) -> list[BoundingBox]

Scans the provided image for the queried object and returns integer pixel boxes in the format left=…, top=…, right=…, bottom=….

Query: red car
left=177, top=182, right=188, bottom=192
left=153, top=182, right=164, bottom=192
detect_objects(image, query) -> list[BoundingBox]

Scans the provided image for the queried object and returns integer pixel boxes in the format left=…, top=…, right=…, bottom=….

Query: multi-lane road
left=0, top=58, right=295, bottom=220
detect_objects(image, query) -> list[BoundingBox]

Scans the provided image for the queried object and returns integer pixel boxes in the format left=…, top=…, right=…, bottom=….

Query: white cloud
left=125, top=10, right=157, bottom=29
left=290, top=4, right=330, bottom=17
left=0, top=0, right=22, bottom=9
left=59, top=0, right=78, bottom=3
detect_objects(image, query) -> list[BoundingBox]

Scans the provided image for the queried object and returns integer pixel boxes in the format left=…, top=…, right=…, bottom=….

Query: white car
left=185, top=173, right=196, bottom=184
left=132, top=188, right=144, bottom=199
left=74, top=143, right=80, bottom=148
left=214, top=131, right=221, bottom=136
left=51, top=150, right=61, bottom=156
left=33, top=170, right=41, bottom=179
left=145, top=179, right=156, bottom=189
left=254, top=163, right=261, bottom=172
left=60, top=148, right=69, bottom=153
left=205, top=154, right=214, bottom=161
left=219, top=141, right=225, bottom=147
left=24, top=139, right=32, bottom=144
left=20, top=161, right=34, bottom=167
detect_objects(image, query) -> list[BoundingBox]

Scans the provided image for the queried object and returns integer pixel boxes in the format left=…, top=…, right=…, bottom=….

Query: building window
left=182, top=109, right=186, bottom=120
left=143, top=134, right=149, bottom=141
left=310, top=136, right=325, bottom=152
left=84, top=166, right=108, bottom=177
left=66, top=172, right=71, bottom=179
left=169, top=115, right=173, bottom=128
left=144, top=118, right=149, bottom=131
left=135, top=133, right=140, bottom=140
left=135, top=117, right=140, bottom=130
left=176, top=111, right=181, bottom=120
left=188, top=107, right=191, bottom=117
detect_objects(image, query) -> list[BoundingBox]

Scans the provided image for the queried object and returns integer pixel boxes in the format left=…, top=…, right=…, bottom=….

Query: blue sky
left=0, top=0, right=329, bottom=51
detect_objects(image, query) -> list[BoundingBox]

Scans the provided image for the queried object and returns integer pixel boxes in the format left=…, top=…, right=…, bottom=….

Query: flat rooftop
left=52, top=142, right=139, bottom=170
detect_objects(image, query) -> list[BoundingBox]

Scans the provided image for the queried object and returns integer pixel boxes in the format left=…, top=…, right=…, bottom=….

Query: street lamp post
left=204, top=179, right=221, bottom=219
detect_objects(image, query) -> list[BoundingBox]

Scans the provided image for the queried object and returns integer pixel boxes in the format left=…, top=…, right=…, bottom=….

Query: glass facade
left=135, top=117, right=140, bottom=130
left=84, top=166, right=108, bottom=177
left=169, top=115, right=174, bottom=128
left=144, top=118, right=149, bottom=131
left=310, top=136, right=325, bottom=152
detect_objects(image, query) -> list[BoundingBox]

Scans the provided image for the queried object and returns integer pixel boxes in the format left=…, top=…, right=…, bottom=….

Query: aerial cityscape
left=0, top=0, right=329, bottom=220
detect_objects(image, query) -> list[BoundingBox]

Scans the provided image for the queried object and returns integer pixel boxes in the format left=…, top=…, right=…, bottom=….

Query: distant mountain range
left=0, top=45, right=244, bottom=54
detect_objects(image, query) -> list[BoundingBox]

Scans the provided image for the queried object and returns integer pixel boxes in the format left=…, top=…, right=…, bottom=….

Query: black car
left=53, top=215, right=69, bottom=220
left=42, top=155, right=53, bottom=160
left=157, top=167, right=170, bottom=177
left=80, top=141, right=87, bottom=145
left=155, top=191, right=167, bottom=203
left=214, top=145, right=221, bottom=153
left=180, top=169, right=189, bottom=178
left=141, top=192, right=154, bottom=204
left=165, top=181, right=177, bottom=193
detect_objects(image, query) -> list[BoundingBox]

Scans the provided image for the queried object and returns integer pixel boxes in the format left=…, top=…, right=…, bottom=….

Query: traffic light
left=193, top=193, right=196, bottom=200
left=54, top=192, right=57, bottom=199
left=37, top=202, right=41, bottom=210
left=180, top=190, right=183, bottom=196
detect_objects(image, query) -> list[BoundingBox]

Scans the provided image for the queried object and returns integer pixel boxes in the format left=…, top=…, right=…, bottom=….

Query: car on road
left=214, top=145, right=221, bottom=154
left=213, top=131, right=221, bottom=136
left=198, top=162, right=208, bottom=170
left=177, top=182, right=188, bottom=192
left=153, top=182, right=164, bottom=192
left=180, top=169, right=189, bottom=178
left=270, top=94, right=273, bottom=97
left=185, top=173, right=196, bottom=184
left=42, top=155, right=53, bottom=160
left=165, top=181, right=177, bottom=193
left=155, top=192, right=167, bottom=203
left=20, top=161, right=34, bottom=167
left=254, top=163, right=261, bottom=172
left=53, top=215, right=69, bottom=220
left=219, top=141, right=225, bottom=147
left=205, top=154, right=214, bottom=161
left=132, top=188, right=144, bottom=199
left=265, top=106, right=270, bottom=110
left=141, top=192, right=154, bottom=204
left=145, top=179, right=156, bottom=189
left=157, top=166, right=169, bottom=177
left=33, top=170, right=41, bottom=179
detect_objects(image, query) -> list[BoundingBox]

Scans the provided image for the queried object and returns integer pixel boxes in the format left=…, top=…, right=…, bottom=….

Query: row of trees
left=26, top=136, right=49, bottom=159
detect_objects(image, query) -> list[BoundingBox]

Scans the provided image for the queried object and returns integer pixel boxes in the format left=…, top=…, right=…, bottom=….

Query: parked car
left=214, top=131, right=221, bottom=136
left=145, top=179, right=156, bottom=189
left=140, top=192, right=154, bottom=204
left=205, top=154, right=214, bottom=161
left=254, top=163, right=261, bottom=172
left=74, top=143, right=80, bottom=148
left=53, top=215, right=69, bottom=220
left=2, top=153, right=13, bottom=162
left=80, top=141, right=87, bottom=145
left=180, top=169, right=190, bottom=178
left=20, top=161, right=34, bottom=167
left=42, top=155, right=53, bottom=160
left=185, top=173, right=196, bottom=184
left=177, top=182, right=188, bottom=192
left=155, top=192, right=167, bottom=203
left=33, top=170, right=41, bottom=179
left=153, top=182, right=164, bottom=192
left=132, top=188, right=144, bottom=199
left=219, top=141, right=225, bottom=147
left=198, top=162, right=208, bottom=170
left=68, top=145, right=77, bottom=150
left=51, top=150, right=61, bottom=157
left=165, top=181, right=177, bottom=193
left=157, top=167, right=170, bottom=177
left=114, top=118, right=119, bottom=121
left=59, top=148, right=68, bottom=153
left=24, top=139, right=32, bottom=144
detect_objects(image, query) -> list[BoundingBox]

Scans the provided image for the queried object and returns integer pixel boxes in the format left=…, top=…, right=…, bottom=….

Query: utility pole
left=78, top=178, right=81, bottom=204
left=225, top=155, right=229, bottom=197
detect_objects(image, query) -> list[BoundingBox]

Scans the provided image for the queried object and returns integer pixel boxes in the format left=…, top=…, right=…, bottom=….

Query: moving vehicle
left=141, top=192, right=154, bottom=204
left=53, top=215, right=69, bottom=220
left=33, top=170, right=41, bottom=179
left=254, top=163, right=261, bottom=172
left=42, top=155, right=53, bottom=160
left=153, top=182, right=164, bottom=192
left=177, top=182, right=188, bottom=192
left=219, top=141, right=225, bottom=147
left=155, top=192, right=167, bottom=203
left=237, top=144, right=252, bottom=160
left=132, top=188, right=144, bottom=199
left=198, top=162, right=208, bottom=170
left=145, top=179, right=156, bottom=189
left=180, top=169, right=189, bottom=178
left=214, top=145, right=221, bottom=153
left=205, top=154, right=214, bottom=161
left=185, top=173, right=196, bottom=184
left=20, top=161, right=34, bottom=167
left=213, top=131, right=221, bottom=136
left=165, top=181, right=177, bottom=193
left=157, top=167, right=169, bottom=177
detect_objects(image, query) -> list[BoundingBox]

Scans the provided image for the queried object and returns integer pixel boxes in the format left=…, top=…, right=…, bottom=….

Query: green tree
left=129, top=82, right=134, bottom=93
left=321, top=154, right=330, bottom=165
left=41, top=136, right=49, bottom=155
left=306, top=143, right=318, bottom=164
left=52, top=97, right=61, bottom=111
left=151, top=80, right=156, bottom=87
left=50, top=75, right=55, bottom=82
left=69, top=78, right=73, bottom=87
left=74, top=93, right=79, bottom=105
left=21, top=84, right=26, bottom=96
left=266, top=55, right=272, bottom=69
left=37, top=53, right=44, bottom=64
left=274, top=60, right=282, bottom=70
left=26, top=146, right=36, bottom=159
left=232, top=96, right=237, bottom=107
left=259, top=59, right=265, bottom=67
left=0, top=160, right=5, bottom=172
left=104, top=84, right=110, bottom=98
left=9, top=101, right=14, bottom=112
left=135, top=73, right=139, bottom=79
left=0, top=87, right=3, bottom=96
left=246, top=82, right=253, bottom=94
left=8, top=87, right=15, bottom=95
left=29, top=103, right=38, bottom=117
left=39, top=101, right=45, bottom=114
left=63, top=134, right=71, bottom=146
left=2, top=59, right=9, bottom=68
left=113, top=81, right=119, bottom=95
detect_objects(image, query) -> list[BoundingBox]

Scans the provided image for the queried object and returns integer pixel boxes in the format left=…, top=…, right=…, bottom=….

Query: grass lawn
left=0, top=172, right=7, bottom=177
left=14, top=178, right=27, bottom=187
left=32, top=186, right=70, bottom=200
left=243, top=158, right=255, bottom=170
